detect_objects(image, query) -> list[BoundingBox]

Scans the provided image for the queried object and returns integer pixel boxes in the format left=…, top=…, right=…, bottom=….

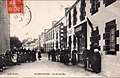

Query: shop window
left=103, top=19, right=119, bottom=55
left=73, top=6, right=77, bottom=25
left=103, top=0, right=116, bottom=7
left=80, top=0, right=86, bottom=21
left=68, top=11, right=71, bottom=28
left=90, top=0, right=100, bottom=15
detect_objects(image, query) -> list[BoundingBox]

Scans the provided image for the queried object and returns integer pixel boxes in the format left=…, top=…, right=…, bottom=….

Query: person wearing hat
left=71, top=47, right=77, bottom=65
left=92, top=48, right=101, bottom=73
left=87, top=46, right=91, bottom=68
left=82, top=47, right=88, bottom=70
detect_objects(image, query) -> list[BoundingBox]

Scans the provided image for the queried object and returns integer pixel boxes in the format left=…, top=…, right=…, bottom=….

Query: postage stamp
left=7, top=0, right=24, bottom=13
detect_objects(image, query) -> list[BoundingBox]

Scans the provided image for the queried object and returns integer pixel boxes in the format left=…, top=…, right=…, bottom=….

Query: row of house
left=39, top=20, right=67, bottom=52
left=39, top=0, right=120, bottom=77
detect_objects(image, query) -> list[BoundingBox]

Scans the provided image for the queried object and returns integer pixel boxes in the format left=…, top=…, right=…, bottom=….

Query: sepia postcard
left=0, top=0, right=120, bottom=77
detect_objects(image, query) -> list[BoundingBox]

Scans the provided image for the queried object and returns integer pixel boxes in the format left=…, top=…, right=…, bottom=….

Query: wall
left=85, top=0, right=120, bottom=77
left=66, top=0, right=120, bottom=77
left=0, top=1, right=10, bottom=54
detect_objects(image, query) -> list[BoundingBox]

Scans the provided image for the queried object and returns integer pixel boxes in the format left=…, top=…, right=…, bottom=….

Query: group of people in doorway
left=0, top=47, right=42, bottom=72
left=47, top=43, right=101, bottom=73
left=82, top=43, right=101, bottom=73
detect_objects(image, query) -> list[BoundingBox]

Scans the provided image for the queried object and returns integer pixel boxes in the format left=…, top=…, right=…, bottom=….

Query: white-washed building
left=44, top=26, right=55, bottom=52
left=66, top=0, right=120, bottom=77
left=44, top=19, right=67, bottom=52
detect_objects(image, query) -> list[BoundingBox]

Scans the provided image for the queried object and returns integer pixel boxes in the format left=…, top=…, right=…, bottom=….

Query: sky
left=10, top=0, right=75, bottom=41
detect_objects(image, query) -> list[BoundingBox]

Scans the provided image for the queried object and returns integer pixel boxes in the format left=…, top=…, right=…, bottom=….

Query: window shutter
left=115, top=30, right=119, bottom=37
left=105, top=40, right=110, bottom=45
left=97, top=2, right=100, bottom=8
left=115, top=44, right=119, bottom=51
left=103, top=32, right=110, bottom=40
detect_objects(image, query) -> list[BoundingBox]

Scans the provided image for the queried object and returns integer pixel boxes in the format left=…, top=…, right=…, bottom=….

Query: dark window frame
left=103, top=0, right=116, bottom=7
left=68, top=11, right=71, bottom=28
left=80, top=0, right=86, bottom=21
left=73, top=6, right=77, bottom=26
left=90, top=0, right=100, bottom=15
left=103, top=19, right=119, bottom=55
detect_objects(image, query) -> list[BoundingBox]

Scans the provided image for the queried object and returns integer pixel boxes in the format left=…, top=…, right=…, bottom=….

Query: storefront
left=74, top=22, right=87, bottom=63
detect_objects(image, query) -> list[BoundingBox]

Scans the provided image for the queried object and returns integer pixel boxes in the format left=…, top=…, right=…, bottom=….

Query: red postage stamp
left=7, top=0, right=24, bottom=13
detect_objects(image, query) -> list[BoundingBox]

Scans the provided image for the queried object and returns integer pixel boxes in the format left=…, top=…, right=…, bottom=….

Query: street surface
left=0, top=54, right=105, bottom=77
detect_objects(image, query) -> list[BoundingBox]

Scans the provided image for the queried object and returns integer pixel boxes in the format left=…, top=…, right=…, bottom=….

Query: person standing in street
left=47, top=50, right=51, bottom=60
left=38, top=50, right=42, bottom=60
left=60, top=48, right=64, bottom=63
left=64, top=47, right=70, bottom=65
left=82, top=47, right=88, bottom=71
left=11, top=47, right=20, bottom=65
left=71, top=48, right=77, bottom=65
left=51, top=49, right=56, bottom=62
left=56, top=48, right=60, bottom=62
left=92, top=43, right=101, bottom=73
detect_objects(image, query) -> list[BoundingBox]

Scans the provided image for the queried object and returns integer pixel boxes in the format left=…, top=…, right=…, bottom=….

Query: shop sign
left=74, top=25, right=82, bottom=33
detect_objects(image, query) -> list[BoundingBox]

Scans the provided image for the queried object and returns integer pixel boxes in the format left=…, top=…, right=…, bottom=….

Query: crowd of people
left=0, top=43, right=101, bottom=74
left=0, top=47, right=41, bottom=72
left=47, top=43, right=101, bottom=73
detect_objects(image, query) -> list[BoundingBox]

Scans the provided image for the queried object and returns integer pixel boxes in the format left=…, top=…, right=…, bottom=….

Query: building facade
left=66, top=0, right=120, bottom=77
left=44, top=26, right=55, bottom=52
left=44, top=20, right=67, bottom=52
left=0, top=1, right=10, bottom=54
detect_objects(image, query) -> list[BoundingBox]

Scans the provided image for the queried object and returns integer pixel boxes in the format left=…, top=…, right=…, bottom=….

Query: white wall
left=85, top=1, right=120, bottom=77
left=0, top=1, right=10, bottom=54
left=66, top=0, right=120, bottom=77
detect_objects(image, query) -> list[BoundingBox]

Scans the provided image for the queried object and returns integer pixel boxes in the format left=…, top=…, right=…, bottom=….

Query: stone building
left=44, top=19, right=67, bottom=52
left=66, top=0, right=120, bottom=77
left=0, top=1, right=10, bottom=54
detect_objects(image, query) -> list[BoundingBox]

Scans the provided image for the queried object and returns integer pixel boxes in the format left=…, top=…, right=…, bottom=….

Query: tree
left=10, top=36, right=22, bottom=49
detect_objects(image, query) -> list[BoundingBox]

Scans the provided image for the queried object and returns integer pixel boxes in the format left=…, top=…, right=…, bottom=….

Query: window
left=90, top=0, right=100, bottom=15
left=69, top=36, right=72, bottom=48
left=110, top=28, right=115, bottom=51
left=80, top=0, right=86, bottom=21
left=53, top=30, right=54, bottom=39
left=56, top=33, right=58, bottom=39
left=61, top=26, right=63, bottom=28
left=103, top=0, right=116, bottom=7
left=73, top=6, right=77, bottom=25
left=56, top=41, right=58, bottom=48
left=53, top=42, right=54, bottom=48
left=61, top=30, right=64, bottom=32
left=73, top=35, right=76, bottom=48
left=103, top=19, right=119, bottom=55
left=61, top=34, right=63, bottom=36
left=68, top=11, right=71, bottom=28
